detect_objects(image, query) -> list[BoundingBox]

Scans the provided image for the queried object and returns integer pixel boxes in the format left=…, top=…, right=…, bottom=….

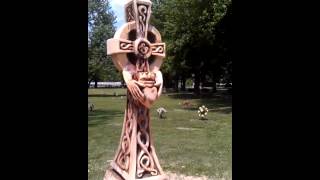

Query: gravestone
left=104, top=0, right=168, bottom=180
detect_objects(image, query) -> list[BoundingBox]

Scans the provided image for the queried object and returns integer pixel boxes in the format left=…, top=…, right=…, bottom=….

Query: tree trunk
left=180, top=76, right=186, bottom=91
left=94, top=80, right=98, bottom=88
left=194, top=73, right=200, bottom=95
left=88, top=79, right=92, bottom=88
left=163, top=74, right=172, bottom=88
left=174, top=76, right=179, bottom=92
left=211, top=80, right=217, bottom=93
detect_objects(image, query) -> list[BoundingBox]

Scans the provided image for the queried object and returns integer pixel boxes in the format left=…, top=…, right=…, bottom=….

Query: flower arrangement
left=198, top=105, right=208, bottom=119
left=156, top=107, right=167, bottom=119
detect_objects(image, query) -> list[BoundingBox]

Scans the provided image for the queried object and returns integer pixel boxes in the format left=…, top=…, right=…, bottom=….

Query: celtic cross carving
left=104, top=0, right=167, bottom=180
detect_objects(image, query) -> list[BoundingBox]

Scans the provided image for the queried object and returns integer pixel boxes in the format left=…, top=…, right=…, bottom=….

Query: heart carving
left=136, top=72, right=158, bottom=108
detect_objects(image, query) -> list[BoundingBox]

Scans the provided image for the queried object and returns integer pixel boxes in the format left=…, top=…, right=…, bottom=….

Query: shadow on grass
left=167, top=91, right=231, bottom=100
left=166, top=92, right=226, bottom=99
left=88, top=94, right=127, bottom=97
left=88, top=109, right=124, bottom=127
left=210, top=107, right=232, bottom=114
left=167, top=91, right=232, bottom=114
left=166, top=92, right=200, bottom=99
left=198, top=95, right=232, bottom=114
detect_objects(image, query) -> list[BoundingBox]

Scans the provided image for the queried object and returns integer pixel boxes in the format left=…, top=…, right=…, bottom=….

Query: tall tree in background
left=88, top=0, right=120, bottom=88
left=151, top=0, right=231, bottom=94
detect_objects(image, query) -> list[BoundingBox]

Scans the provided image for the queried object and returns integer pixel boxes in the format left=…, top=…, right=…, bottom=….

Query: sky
left=109, top=0, right=126, bottom=30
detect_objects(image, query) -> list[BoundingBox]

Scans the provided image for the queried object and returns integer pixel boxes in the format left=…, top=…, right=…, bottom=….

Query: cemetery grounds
left=88, top=88, right=232, bottom=180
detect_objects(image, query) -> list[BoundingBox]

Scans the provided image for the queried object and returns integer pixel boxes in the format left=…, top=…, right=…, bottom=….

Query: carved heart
left=136, top=72, right=158, bottom=108
left=143, top=86, right=157, bottom=102
left=138, top=86, right=157, bottom=108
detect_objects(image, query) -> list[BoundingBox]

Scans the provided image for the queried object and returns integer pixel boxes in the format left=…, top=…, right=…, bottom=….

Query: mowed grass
left=88, top=88, right=232, bottom=180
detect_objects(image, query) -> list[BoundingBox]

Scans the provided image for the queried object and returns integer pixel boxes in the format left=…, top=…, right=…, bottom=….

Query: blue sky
left=110, top=0, right=126, bottom=30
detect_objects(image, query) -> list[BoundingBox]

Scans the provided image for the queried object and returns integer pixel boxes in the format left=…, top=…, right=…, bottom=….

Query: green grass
left=88, top=88, right=232, bottom=180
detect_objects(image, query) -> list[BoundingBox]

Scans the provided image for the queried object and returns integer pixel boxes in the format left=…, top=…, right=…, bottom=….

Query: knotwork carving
left=115, top=96, right=134, bottom=170
left=105, top=1, right=167, bottom=179
left=120, top=41, right=134, bottom=50
left=138, top=42, right=150, bottom=55
left=152, top=45, right=164, bottom=54
left=134, top=38, right=152, bottom=59
left=136, top=108, right=158, bottom=177
left=137, top=4, right=148, bottom=37
left=126, top=4, right=135, bottom=22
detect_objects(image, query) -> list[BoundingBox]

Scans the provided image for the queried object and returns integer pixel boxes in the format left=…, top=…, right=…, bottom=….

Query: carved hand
left=127, top=80, right=145, bottom=101
left=154, top=71, right=163, bottom=97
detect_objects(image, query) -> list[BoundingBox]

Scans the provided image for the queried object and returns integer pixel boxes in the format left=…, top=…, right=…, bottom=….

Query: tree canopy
left=88, top=0, right=232, bottom=92
left=151, top=0, right=232, bottom=93
left=88, top=0, right=121, bottom=87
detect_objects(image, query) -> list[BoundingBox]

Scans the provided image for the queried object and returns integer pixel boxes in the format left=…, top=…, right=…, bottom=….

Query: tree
left=88, top=0, right=121, bottom=88
left=151, top=0, right=232, bottom=93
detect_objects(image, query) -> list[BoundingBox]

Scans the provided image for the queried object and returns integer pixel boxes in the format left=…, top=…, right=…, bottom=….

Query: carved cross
left=105, top=1, right=168, bottom=180
left=107, top=0, right=165, bottom=74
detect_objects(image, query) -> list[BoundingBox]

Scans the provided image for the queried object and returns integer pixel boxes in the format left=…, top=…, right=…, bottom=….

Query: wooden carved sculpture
left=104, top=0, right=167, bottom=179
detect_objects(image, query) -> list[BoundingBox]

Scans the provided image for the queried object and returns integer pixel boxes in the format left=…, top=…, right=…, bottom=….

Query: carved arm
left=122, top=64, right=145, bottom=101
left=154, top=71, right=163, bottom=98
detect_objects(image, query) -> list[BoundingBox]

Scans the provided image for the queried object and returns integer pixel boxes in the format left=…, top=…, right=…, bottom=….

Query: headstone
left=104, top=0, right=168, bottom=179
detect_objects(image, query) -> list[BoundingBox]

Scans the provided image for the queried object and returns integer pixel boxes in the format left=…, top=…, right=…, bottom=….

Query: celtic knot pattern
left=138, top=42, right=150, bottom=55
left=105, top=1, right=167, bottom=179
left=152, top=45, right=164, bottom=53
left=115, top=94, right=134, bottom=170
left=137, top=4, right=148, bottom=37
left=136, top=107, right=158, bottom=177
left=120, top=41, right=134, bottom=50
left=126, top=4, right=135, bottom=22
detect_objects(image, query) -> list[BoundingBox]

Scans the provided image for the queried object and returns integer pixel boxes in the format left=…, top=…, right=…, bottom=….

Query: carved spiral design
left=114, top=90, right=159, bottom=176
left=116, top=94, right=134, bottom=171
left=120, top=42, right=133, bottom=50
left=136, top=108, right=158, bottom=177
left=138, top=4, right=148, bottom=37
left=126, top=5, right=135, bottom=22
left=152, top=46, right=164, bottom=53
left=138, top=42, right=150, bottom=55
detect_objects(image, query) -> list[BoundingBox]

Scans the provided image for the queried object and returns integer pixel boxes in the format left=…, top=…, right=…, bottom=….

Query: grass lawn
left=88, top=88, right=232, bottom=180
